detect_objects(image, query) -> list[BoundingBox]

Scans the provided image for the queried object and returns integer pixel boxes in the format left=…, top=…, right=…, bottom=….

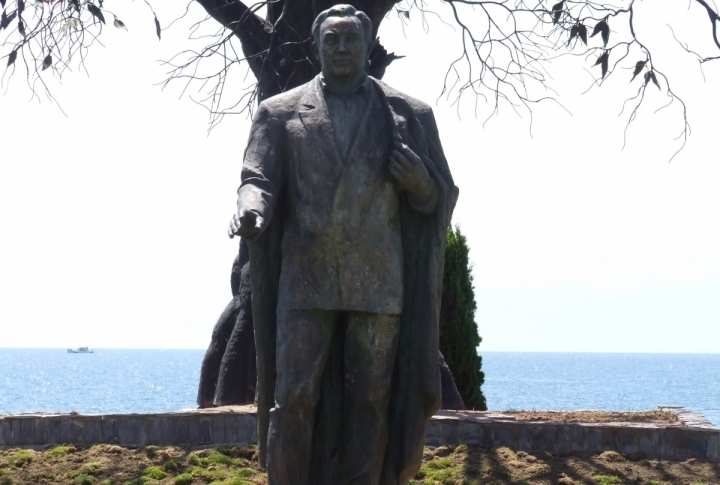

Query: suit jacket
left=245, top=75, right=459, bottom=485
left=238, top=75, right=409, bottom=314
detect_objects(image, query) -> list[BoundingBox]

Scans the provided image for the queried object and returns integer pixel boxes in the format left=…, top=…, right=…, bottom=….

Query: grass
left=593, top=474, right=622, bottom=484
left=143, top=466, right=167, bottom=480
left=172, top=474, right=193, bottom=485
left=4, top=451, right=33, bottom=468
left=47, top=446, right=72, bottom=458
left=72, top=474, right=94, bottom=485
left=412, top=455, right=465, bottom=485
left=1, top=443, right=718, bottom=484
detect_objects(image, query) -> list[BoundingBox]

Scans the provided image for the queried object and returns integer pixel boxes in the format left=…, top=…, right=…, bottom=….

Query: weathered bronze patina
left=229, top=5, right=458, bottom=485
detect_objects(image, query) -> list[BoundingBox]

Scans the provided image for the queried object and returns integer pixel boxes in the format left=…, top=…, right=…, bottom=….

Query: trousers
left=266, top=309, right=401, bottom=485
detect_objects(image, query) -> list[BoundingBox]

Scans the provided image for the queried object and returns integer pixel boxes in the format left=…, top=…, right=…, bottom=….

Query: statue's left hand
left=389, top=138, right=435, bottom=201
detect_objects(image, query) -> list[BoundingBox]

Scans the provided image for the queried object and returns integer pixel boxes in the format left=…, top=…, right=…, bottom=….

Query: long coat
left=242, top=75, right=458, bottom=485
left=238, top=76, right=405, bottom=315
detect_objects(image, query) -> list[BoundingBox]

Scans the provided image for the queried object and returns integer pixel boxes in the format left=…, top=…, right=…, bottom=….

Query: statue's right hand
left=228, top=209, right=265, bottom=239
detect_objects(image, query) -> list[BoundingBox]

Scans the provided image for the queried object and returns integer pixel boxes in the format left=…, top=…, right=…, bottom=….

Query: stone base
left=1, top=406, right=717, bottom=461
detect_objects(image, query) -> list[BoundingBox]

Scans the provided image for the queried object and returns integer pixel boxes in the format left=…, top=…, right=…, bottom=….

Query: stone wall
left=1, top=406, right=717, bottom=462
left=426, top=407, right=719, bottom=462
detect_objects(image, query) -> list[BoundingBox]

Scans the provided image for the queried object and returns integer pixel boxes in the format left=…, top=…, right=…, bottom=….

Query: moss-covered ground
left=1, top=443, right=719, bottom=484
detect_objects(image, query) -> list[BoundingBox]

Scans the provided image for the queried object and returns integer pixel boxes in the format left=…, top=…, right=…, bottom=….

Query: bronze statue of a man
left=229, top=5, right=458, bottom=485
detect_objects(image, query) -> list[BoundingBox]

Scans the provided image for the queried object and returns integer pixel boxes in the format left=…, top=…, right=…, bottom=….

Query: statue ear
left=311, top=40, right=320, bottom=61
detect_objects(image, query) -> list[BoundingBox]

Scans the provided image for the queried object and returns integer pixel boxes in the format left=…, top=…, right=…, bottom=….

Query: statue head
left=311, top=5, right=373, bottom=80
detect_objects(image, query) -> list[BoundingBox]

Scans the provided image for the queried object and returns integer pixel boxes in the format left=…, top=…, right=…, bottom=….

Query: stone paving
left=1, top=406, right=717, bottom=461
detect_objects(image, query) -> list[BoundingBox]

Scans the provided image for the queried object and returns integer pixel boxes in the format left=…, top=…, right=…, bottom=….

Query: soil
left=486, top=410, right=683, bottom=426
left=1, top=443, right=719, bottom=485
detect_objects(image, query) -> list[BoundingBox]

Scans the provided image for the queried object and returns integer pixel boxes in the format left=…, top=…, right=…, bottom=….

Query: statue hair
left=311, top=5, right=374, bottom=50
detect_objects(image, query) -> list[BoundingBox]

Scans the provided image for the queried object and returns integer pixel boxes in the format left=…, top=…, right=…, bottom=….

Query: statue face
left=317, top=16, right=368, bottom=78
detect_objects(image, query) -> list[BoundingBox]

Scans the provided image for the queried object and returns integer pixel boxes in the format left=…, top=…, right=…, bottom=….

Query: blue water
left=481, top=352, right=720, bottom=426
left=1, top=350, right=718, bottom=426
left=0, top=349, right=203, bottom=415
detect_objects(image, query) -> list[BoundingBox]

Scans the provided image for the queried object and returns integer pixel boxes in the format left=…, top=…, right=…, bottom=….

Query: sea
left=1, top=350, right=718, bottom=426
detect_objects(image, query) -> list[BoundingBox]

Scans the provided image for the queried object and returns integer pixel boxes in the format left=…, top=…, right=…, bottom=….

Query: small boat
left=67, top=347, right=94, bottom=354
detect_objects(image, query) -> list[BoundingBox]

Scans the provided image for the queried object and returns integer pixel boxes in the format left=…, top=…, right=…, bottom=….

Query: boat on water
left=67, top=347, right=94, bottom=354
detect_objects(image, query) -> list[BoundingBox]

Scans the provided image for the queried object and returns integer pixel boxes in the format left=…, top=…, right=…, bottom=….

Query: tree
left=1, top=0, right=719, bottom=154
left=440, top=225, right=487, bottom=411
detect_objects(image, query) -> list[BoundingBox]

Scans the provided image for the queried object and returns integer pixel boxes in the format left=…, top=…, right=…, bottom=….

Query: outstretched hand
left=389, top=136, right=434, bottom=201
left=228, top=209, right=265, bottom=239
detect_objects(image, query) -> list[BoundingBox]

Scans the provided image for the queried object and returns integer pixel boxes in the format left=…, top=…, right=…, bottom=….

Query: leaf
left=594, top=51, right=609, bottom=79
left=42, top=53, right=51, bottom=70
left=113, top=16, right=127, bottom=30
left=98, top=0, right=102, bottom=7
left=399, top=9, right=409, bottom=19
left=1, top=11, right=17, bottom=30
left=18, top=17, right=24, bottom=36
left=551, top=0, right=564, bottom=24
left=17, top=0, right=24, bottom=15
left=154, top=14, right=160, bottom=40
left=644, top=71, right=660, bottom=89
left=577, top=24, right=587, bottom=45
left=0, top=0, right=5, bottom=8
left=591, top=20, right=610, bottom=46
left=566, top=24, right=577, bottom=46
left=631, top=60, right=645, bottom=81
left=68, top=0, right=79, bottom=12
left=87, top=3, right=105, bottom=24
left=7, top=49, right=16, bottom=67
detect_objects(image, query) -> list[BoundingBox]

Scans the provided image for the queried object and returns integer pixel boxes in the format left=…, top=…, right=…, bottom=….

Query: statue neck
left=321, top=71, right=368, bottom=97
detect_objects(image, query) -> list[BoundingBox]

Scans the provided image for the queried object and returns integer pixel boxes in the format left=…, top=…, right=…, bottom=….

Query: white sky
left=0, top=0, right=718, bottom=352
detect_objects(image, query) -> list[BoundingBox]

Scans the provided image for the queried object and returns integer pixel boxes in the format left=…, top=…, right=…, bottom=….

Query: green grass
left=173, top=473, right=194, bottom=485
left=143, top=466, right=167, bottom=480
left=188, top=466, right=233, bottom=481
left=425, top=458, right=454, bottom=470
left=187, top=452, right=236, bottom=469
left=206, top=453, right=236, bottom=466
left=5, top=450, right=33, bottom=468
left=163, top=459, right=179, bottom=472
left=66, top=462, right=103, bottom=481
left=208, top=478, right=255, bottom=485
left=73, top=474, right=95, bottom=485
left=593, top=475, right=621, bottom=484
left=234, top=468, right=256, bottom=478
left=48, top=445, right=72, bottom=458
left=413, top=457, right=464, bottom=485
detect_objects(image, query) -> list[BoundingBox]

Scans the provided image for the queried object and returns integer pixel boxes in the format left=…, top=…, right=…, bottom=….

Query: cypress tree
left=440, top=225, right=487, bottom=410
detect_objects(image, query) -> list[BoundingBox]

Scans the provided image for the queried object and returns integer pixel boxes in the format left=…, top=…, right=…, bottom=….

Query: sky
left=0, top=0, right=718, bottom=352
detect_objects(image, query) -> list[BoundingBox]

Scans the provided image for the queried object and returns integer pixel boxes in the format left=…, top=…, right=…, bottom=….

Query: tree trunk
left=193, top=0, right=403, bottom=100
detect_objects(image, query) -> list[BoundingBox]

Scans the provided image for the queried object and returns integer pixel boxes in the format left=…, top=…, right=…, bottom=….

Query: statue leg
left=267, top=309, right=338, bottom=485
left=339, top=312, right=400, bottom=485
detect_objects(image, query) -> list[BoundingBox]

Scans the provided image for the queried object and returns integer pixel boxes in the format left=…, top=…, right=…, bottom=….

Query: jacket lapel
left=298, top=77, right=344, bottom=167
left=344, top=82, right=388, bottom=167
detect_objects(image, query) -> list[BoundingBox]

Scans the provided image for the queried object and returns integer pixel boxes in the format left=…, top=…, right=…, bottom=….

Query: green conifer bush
left=440, top=226, right=487, bottom=410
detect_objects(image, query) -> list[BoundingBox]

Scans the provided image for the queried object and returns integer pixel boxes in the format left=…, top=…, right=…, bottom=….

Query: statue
left=228, top=5, right=458, bottom=484
left=196, top=242, right=466, bottom=411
